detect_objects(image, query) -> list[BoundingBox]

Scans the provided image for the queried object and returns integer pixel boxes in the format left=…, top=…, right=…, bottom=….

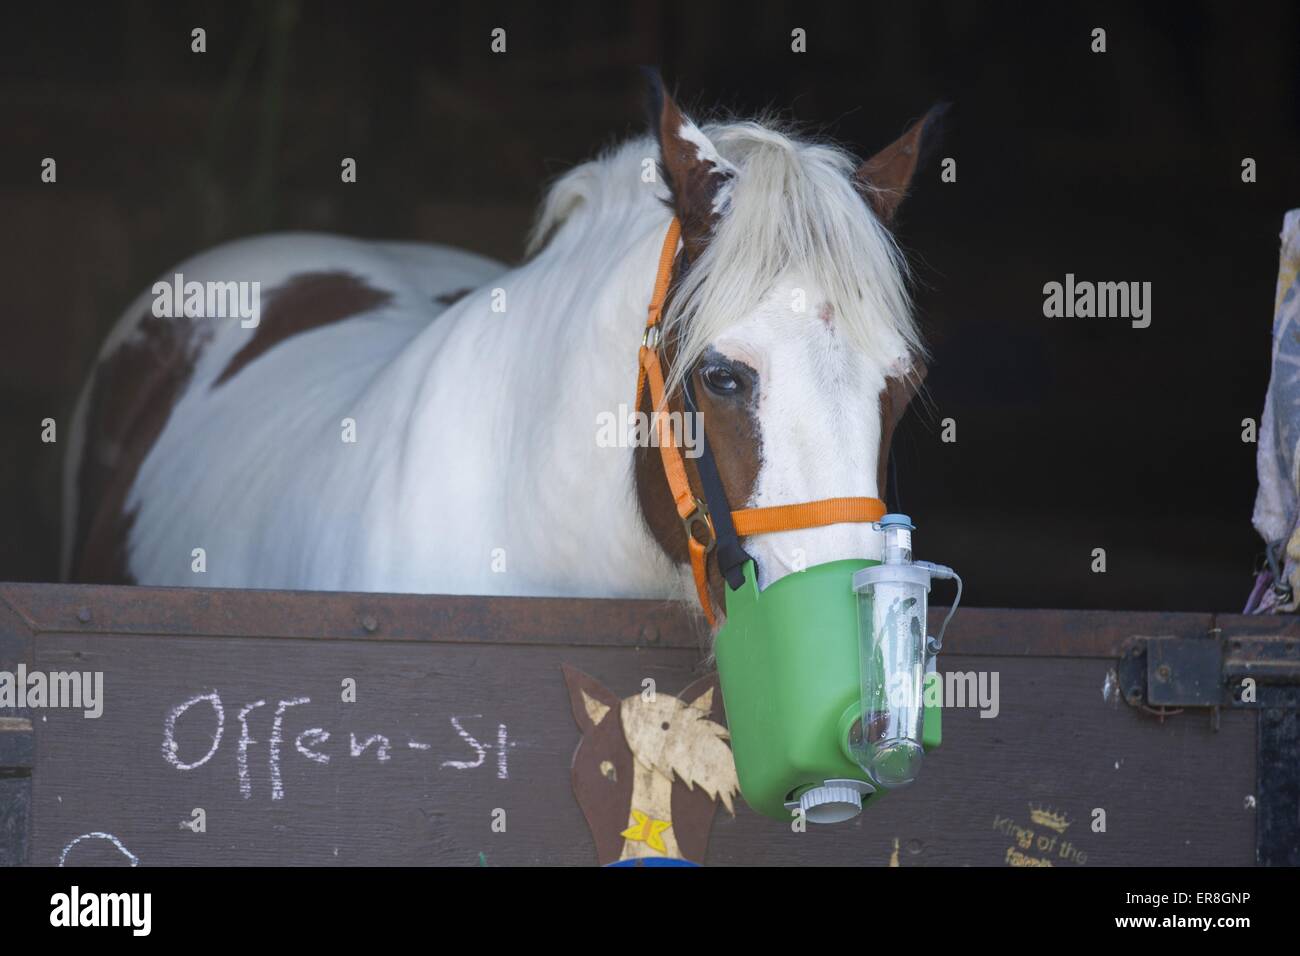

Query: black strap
left=684, top=373, right=752, bottom=591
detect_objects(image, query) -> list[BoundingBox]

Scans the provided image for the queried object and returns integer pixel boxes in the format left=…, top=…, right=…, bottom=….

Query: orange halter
left=635, top=218, right=887, bottom=626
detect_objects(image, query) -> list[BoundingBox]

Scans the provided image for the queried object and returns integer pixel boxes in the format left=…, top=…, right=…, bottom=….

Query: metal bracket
left=1119, top=631, right=1300, bottom=718
left=1118, top=630, right=1300, bottom=865
left=1118, top=634, right=1220, bottom=726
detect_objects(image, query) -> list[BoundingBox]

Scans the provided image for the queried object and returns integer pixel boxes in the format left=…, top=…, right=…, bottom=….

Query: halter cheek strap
left=635, top=217, right=887, bottom=626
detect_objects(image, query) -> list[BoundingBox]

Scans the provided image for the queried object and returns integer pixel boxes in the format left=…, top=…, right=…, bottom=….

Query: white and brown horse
left=63, top=75, right=940, bottom=624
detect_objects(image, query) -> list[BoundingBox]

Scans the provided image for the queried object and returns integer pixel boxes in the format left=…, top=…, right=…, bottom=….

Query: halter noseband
left=635, top=217, right=886, bottom=627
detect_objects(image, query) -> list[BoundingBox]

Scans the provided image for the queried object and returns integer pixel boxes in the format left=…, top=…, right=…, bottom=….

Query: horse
left=62, top=72, right=941, bottom=626
left=562, top=665, right=737, bottom=865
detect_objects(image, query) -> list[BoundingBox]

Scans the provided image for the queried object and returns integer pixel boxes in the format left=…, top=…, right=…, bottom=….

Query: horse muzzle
left=714, top=514, right=961, bottom=823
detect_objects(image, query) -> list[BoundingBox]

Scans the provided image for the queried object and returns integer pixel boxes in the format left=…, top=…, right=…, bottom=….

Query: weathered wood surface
left=0, top=583, right=1267, bottom=865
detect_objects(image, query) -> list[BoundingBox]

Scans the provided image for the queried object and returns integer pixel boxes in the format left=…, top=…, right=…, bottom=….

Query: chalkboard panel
left=0, top=584, right=1261, bottom=865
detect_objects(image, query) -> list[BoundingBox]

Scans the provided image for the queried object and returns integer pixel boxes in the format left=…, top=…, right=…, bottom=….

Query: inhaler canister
left=850, top=515, right=930, bottom=788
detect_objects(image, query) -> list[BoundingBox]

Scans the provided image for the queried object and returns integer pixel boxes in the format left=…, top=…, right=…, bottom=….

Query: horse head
left=561, top=664, right=737, bottom=865
left=631, top=73, right=946, bottom=625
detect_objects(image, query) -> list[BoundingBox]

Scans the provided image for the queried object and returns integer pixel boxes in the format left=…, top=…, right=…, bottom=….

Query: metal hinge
left=1118, top=630, right=1300, bottom=867
left=1118, top=631, right=1300, bottom=728
left=1219, top=633, right=1300, bottom=862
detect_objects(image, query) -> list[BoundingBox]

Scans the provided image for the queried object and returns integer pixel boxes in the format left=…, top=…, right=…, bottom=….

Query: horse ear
left=561, top=664, right=621, bottom=733
left=678, top=673, right=725, bottom=723
left=854, top=103, right=949, bottom=224
left=642, top=68, right=736, bottom=259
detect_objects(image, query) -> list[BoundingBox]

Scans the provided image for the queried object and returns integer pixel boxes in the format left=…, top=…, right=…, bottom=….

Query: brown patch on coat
left=647, top=76, right=734, bottom=261
left=71, top=270, right=394, bottom=582
left=634, top=377, right=762, bottom=619
left=633, top=267, right=762, bottom=619
left=71, top=313, right=211, bottom=583
left=877, top=359, right=928, bottom=497
left=634, top=321, right=698, bottom=570
left=637, top=74, right=750, bottom=616
left=213, top=271, right=393, bottom=387
left=689, top=361, right=762, bottom=615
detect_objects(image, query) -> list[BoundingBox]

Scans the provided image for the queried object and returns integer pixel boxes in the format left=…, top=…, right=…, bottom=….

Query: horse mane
left=526, top=115, right=925, bottom=395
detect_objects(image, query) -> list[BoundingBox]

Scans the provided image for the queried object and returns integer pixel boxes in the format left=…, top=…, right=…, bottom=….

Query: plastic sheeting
left=1248, top=210, right=1300, bottom=613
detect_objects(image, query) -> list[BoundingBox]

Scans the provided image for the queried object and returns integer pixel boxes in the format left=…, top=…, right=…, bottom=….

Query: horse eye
left=700, top=364, right=740, bottom=396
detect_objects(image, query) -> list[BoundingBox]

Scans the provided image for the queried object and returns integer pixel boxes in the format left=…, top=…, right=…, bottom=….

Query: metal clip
left=683, top=498, right=716, bottom=553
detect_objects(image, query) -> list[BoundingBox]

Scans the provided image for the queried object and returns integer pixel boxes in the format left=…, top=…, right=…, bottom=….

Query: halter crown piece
left=635, top=217, right=887, bottom=626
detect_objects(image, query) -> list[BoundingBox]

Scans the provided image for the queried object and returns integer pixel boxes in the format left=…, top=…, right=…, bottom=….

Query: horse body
left=63, top=232, right=505, bottom=589
left=64, top=205, right=686, bottom=597
left=64, top=80, right=940, bottom=616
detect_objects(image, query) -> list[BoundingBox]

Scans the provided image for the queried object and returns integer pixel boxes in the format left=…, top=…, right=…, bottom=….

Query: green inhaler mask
left=713, top=514, right=961, bottom=823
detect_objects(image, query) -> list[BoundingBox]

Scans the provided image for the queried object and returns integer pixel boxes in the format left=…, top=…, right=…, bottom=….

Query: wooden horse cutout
left=561, top=665, right=738, bottom=866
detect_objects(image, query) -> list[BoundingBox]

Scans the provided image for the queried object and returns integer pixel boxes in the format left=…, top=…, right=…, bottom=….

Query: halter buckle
left=642, top=325, right=661, bottom=349
left=683, top=498, right=716, bottom=554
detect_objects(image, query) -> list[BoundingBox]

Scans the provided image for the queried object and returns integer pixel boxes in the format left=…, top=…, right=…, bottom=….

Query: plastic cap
left=878, top=513, right=914, bottom=530
left=798, top=782, right=864, bottom=824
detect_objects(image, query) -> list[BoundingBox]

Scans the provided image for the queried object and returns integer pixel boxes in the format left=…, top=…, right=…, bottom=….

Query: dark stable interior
left=2, top=1, right=1297, bottom=611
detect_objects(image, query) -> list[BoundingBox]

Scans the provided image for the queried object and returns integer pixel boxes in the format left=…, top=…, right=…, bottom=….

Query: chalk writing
left=350, top=733, right=391, bottom=762
left=442, top=715, right=486, bottom=770
left=442, top=715, right=513, bottom=779
left=236, top=699, right=266, bottom=799
left=295, top=728, right=330, bottom=764
left=270, top=697, right=309, bottom=799
left=162, top=690, right=512, bottom=800
left=59, top=831, right=140, bottom=867
left=496, top=723, right=512, bottom=780
left=161, top=690, right=224, bottom=770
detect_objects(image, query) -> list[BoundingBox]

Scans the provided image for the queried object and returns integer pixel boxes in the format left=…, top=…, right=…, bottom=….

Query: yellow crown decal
left=1029, top=805, right=1071, bottom=833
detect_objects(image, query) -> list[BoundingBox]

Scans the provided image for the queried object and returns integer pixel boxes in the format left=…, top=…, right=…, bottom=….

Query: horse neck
left=408, top=205, right=683, bottom=599
left=620, top=755, right=681, bottom=861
